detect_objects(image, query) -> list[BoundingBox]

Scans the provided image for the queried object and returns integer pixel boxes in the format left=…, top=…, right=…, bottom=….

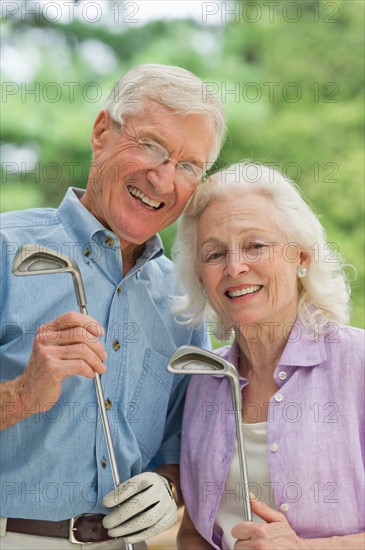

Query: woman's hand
left=232, top=497, right=309, bottom=549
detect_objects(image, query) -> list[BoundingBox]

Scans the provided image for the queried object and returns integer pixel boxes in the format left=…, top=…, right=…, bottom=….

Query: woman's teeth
left=128, top=186, right=162, bottom=209
left=227, top=285, right=262, bottom=298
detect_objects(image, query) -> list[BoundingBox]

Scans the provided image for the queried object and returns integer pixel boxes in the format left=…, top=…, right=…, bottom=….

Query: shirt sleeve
left=147, top=325, right=212, bottom=468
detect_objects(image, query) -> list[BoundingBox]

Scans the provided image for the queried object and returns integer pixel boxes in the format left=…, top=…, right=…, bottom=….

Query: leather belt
left=6, top=514, right=113, bottom=543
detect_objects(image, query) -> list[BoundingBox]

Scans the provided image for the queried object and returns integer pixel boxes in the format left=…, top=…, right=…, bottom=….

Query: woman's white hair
left=172, top=162, right=351, bottom=339
left=104, top=64, right=226, bottom=164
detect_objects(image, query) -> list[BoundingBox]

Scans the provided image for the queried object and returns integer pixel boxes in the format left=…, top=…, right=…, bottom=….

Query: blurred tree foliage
left=1, top=0, right=364, bottom=327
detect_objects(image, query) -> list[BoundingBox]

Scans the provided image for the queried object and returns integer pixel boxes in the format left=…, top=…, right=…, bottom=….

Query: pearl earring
left=297, top=266, right=307, bottom=279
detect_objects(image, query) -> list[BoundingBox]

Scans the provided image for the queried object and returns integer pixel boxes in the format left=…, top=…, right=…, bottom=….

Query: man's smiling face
left=83, top=102, right=215, bottom=248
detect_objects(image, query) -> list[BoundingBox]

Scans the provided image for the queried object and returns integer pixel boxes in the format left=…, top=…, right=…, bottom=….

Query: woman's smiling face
left=197, top=191, right=308, bottom=331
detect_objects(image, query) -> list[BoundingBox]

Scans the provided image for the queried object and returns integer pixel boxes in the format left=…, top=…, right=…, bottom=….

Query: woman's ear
left=299, top=249, right=311, bottom=269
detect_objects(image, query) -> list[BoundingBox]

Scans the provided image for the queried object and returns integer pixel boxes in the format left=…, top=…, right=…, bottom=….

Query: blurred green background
left=1, top=0, right=364, bottom=328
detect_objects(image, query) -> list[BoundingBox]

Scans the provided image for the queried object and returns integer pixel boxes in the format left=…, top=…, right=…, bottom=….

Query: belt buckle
left=69, top=515, right=93, bottom=544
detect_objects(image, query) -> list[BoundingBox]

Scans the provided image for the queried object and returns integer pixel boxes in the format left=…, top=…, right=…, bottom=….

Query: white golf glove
left=102, top=472, right=178, bottom=543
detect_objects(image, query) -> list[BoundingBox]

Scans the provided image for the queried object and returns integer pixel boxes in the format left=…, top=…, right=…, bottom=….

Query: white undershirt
left=215, top=422, right=277, bottom=550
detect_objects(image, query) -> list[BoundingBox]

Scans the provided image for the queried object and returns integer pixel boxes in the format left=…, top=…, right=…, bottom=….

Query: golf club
left=168, top=345, right=252, bottom=522
left=12, top=244, right=133, bottom=549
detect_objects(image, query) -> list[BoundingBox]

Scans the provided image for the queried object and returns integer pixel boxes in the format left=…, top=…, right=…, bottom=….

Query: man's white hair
left=104, top=64, right=227, bottom=165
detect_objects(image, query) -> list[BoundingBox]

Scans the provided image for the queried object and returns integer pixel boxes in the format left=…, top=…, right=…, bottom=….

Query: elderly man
left=0, top=64, right=226, bottom=549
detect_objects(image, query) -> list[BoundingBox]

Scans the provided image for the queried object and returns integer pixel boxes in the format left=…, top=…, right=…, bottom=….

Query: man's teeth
left=128, top=186, right=162, bottom=209
left=227, top=285, right=262, bottom=298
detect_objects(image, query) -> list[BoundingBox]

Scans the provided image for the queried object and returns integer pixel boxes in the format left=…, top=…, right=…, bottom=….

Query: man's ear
left=91, top=110, right=112, bottom=153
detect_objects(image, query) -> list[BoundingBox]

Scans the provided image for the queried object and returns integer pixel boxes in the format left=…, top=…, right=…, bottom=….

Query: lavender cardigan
left=180, top=321, right=365, bottom=549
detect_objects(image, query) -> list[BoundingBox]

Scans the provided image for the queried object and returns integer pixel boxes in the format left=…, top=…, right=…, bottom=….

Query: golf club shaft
left=80, top=306, right=133, bottom=550
left=79, top=305, right=120, bottom=486
left=235, top=409, right=253, bottom=522
left=94, top=374, right=121, bottom=487
left=230, top=383, right=253, bottom=522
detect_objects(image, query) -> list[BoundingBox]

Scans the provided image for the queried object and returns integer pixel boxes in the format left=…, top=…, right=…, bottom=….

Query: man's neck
left=120, top=241, right=145, bottom=276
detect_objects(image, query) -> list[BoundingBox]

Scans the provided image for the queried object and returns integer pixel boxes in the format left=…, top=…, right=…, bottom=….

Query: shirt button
left=101, top=457, right=107, bottom=469
left=280, top=503, right=289, bottom=512
left=270, top=443, right=279, bottom=452
left=117, top=285, right=122, bottom=294
left=275, top=392, right=283, bottom=402
left=278, top=371, right=287, bottom=380
left=105, top=236, right=114, bottom=246
left=105, top=399, right=112, bottom=410
left=113, top=340, right=120, bottom=351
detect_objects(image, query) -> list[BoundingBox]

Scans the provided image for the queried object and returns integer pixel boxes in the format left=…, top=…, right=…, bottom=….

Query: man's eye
left=139, top=139, right=164, bottom=155
left=141, top=141, right=158, bottom=151
left=180, top=162, right=196, bottom=175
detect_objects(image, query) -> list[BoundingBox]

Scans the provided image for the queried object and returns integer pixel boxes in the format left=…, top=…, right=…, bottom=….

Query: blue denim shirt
left=0, top=187, right=209, bottom=520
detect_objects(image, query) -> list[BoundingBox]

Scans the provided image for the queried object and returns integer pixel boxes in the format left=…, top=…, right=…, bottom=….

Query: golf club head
left=168, top=344, right=252, bottom=521
left=168, top=345, right=238, bottom=379
left=168, top=344, right=243, bottom=422
left=12, top=244, right=87, bottom=309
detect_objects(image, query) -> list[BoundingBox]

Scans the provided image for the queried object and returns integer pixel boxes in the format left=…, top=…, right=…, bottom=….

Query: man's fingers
left=103, top=473, right=162, bottom=509
left=53, top=357, right=106, bottom=379
left=103, top=481, right=141, bottom=510
left=104, top=497, right=161, bottom=532
left=102, top=473, right=178, bottom=544
left=103, top=472, right=177, bottom=544
left=108, top=507, right=177, bottom=543
left=35, top=311, right=107, bottom=363
left=56, top=344, right=107, bottom=375
left=41, top=311, right=105, bottom=336
left=38, top=329, right=107, bottom=358
left=103, top=482, right=168, bottom=530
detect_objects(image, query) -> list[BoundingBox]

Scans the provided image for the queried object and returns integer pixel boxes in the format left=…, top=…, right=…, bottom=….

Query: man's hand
left=102, top=472, right=178, bottom=544
left=1, top=311, right=106, bottom=430
left=18, top=312, right=106, bottom=412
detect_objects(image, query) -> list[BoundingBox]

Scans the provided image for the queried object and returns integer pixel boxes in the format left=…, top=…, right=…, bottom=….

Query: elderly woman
left=172, top=163, right=364, bottom=550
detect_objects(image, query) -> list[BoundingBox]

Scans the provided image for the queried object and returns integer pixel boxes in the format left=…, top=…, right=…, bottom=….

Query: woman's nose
left=223, top=250, right=250, bottom=278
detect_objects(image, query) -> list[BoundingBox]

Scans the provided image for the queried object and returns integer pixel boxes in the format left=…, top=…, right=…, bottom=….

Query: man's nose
left=146, top=160, right=176, bottom=194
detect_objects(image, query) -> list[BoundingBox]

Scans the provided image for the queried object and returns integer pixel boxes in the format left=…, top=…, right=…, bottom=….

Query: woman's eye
left=205, top=252, right=224, bottom=262
left=246, top=243, right=266, bottom=250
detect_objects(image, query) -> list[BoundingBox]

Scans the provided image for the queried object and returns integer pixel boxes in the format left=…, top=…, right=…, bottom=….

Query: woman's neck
left=236, top=315, right=297, bottom=378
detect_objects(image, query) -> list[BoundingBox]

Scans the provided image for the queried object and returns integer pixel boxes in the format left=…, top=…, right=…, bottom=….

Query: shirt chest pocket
left=129, top=348, right=174, bottom=460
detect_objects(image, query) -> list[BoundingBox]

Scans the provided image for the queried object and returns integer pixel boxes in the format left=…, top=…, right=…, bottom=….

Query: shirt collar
left=58, top=187, right=164, bottom=262
left=223, top=318, right=328, bottom=372
left=277, top=318, right=328, bottom=368
left=138, top=233, right=164, bottom=262
left=58, top=187, right=106, bottom=246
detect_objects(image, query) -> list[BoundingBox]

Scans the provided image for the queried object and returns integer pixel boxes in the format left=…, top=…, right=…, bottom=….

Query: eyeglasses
left=123, top=129, right=205, bottom=189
